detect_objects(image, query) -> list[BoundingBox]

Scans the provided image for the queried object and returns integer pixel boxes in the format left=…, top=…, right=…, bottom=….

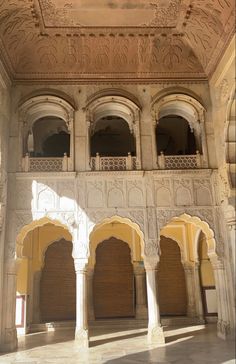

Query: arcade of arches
left=13, top=217, right=220, bottom=348
left=0, top=1, right=235, bottom=357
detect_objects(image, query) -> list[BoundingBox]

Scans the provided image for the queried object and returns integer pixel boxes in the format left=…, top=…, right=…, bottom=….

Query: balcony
left=90, top=153, right=136, bottom=171
left=158, top=151, right=202, bottom=169
left=22, top=154, right=69, bottom=172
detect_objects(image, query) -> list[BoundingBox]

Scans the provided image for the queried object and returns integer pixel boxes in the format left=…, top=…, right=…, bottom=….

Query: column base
left=136, top=305, right=148, bottom=319
left=0, top=327, right=18, bottom=352
left=75, top=328, right=89, bottom=348
left=147, top=325, right=165, bottom=345
left=217, top=320, right=230, bottom=340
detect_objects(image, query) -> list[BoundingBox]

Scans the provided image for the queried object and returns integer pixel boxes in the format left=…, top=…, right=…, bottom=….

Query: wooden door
left=157, top=236, right=187, bottom=315
left=93, top=238, right=134, bottom=318
left=40, top=240, right=76, bottom=322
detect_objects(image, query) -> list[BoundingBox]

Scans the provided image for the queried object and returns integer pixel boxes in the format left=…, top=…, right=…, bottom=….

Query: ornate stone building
left=0, top=0, right=235, bottom=352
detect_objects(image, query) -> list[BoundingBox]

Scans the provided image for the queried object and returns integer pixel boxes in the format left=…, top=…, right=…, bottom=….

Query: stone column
left=211, top=257, right=230, bottom=339
left=32, top=270, right=42, bottom=324
left=151, top=120, right=158, bottom=169
left=183, top=263, right=197, bottom=318
left=74, top=258, right=89, bottom=348
left=193, top=262, right=205, bottom=323
left=87, top=268, right=95, bottom=321
left=133, top=263, right=148, bottom=319
left=1, top=259, right=18, bottom=352
left=144, top=257, right=165, bottom=344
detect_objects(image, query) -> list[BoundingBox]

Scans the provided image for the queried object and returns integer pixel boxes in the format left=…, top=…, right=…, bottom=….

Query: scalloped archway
left=16, top=217, right=72, bottom=260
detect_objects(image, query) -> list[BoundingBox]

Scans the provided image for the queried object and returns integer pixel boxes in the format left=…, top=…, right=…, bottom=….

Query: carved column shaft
left=212, top=259, right=230, bottom=339
left=1, top=259, right=18, bottom=352
left=87, top=268, right=95, bottom=321
left=74, top=259, right=89, bottom=348
left=151, top=121, right=158, bottom=169
left=134, top=264, right=147, bottom=319
left=193, top=262, right=205, bottom=323
left=144, top=257, right=165, bottom=344
left=183, top=263, right=197, bottom=318
left=32, top=270, right=42, bottom=324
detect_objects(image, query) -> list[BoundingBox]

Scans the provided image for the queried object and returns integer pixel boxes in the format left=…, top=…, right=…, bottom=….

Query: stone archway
left=15, top=219, right=73, bottom=332
left=88, top=216, right=147, bottom=321
left=159, top=213, right=231, bottom=338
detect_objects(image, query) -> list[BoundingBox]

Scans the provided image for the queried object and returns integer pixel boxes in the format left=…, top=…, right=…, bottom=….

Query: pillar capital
left=74, top=258, right=88, bottom=273
left=143, top=256, right=159, bottom=271
left=133, top=261, right=145, bottom=275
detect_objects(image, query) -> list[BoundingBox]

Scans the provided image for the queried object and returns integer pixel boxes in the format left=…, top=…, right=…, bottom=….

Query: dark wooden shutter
left=94, top=238, right=134, bottom=318
left=40, top=240, right=76, bottom=322
left=157, top=236, right=187, bottom=315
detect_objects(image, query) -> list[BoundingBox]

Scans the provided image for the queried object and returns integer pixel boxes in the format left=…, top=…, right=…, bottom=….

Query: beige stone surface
left=0, top=323, right=235, bottom=364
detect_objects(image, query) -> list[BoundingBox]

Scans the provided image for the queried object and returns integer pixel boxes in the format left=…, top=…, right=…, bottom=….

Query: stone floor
left=0, top=323, right=235, bottom=364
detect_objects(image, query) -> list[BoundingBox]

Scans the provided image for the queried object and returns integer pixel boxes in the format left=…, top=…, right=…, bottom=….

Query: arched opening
left=16, top=221, right=73, bottom=334
left=158, top=236, right=187, bottom=316
left=31, top=117, right=70, bottom=157
left=88, top=217, right=146, bottom=321
left=152, top=94, right=207, bottom=169
left=93, top=237, right=134, bottom=318
left=91, top=116, right=135, bottom=157
left=40, top=239, right=76, bottom=322
left=156, top=115, right=196, bottom=156
left=198, top=232, right=218, bottom=320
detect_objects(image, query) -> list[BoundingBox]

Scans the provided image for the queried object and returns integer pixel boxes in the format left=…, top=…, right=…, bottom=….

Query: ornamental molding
left=0, top=1, right=234, bottom=81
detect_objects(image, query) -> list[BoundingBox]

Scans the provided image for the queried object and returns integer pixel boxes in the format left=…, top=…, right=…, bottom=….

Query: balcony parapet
left=22, top=153, right=69, bottom=172
left=90, top=153, right=136, bottom=171
left=158, top=151, right=202, bottom=170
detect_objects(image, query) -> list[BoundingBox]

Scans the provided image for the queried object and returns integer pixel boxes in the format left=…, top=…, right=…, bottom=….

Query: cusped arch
left=16, top=217, right=72, bottom=260
left=159, top=232, right=185, bottom=263
left=164, top=213, right=216, bottom=257
left=88, top=215, right=145, bottom=262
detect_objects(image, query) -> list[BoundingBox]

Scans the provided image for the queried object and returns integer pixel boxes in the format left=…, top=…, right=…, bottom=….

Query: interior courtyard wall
left=209, top=34, right=235, bottom=330
left=0, top=39, right=235, bottom=349
left=0, top=60, right=11, bottom=349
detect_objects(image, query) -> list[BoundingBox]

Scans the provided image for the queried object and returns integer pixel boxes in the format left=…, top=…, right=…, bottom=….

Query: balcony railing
left=90, top=153, right=136, bottom=171
left=22, top=154, right=69, bottom=172
left=158, top=151, right=202, bottom=169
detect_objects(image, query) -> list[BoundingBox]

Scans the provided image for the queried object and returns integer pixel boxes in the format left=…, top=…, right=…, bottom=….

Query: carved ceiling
left=0, top=0, right=234, bottom=82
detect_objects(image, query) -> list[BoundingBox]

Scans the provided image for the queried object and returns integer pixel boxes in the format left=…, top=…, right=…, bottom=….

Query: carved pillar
left=144, top=257, right=165, bottom=344
left=133, top=263, right=147, bottom=319
left=86, top=119, right=91, bottom=171
left=68, top=114, right=74, bottom=172
left=199, top=114, right=209, bottom=168
left=193, top=262, right=205, bottom=323
left=134, top=122, right=141, bottom=170
left=1, top=259, right=18, bottom=352
left=151, top=119, right=158, bottom=169
left=32, top=270, right=42, bottom=324
left=183, top=263, right=197, bottom=318
left=74, top=258, right=89, bottom=348
left=211, top=257, right=231, bottom=339
left=87, top=268, right=95, bottom=321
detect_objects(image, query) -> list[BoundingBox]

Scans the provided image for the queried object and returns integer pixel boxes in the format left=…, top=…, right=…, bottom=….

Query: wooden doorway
left=93, top=238, right=134, bottom=318
left=157, top=236, right=187, bottom=315
left=40, top=239, right=76, bottom=322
